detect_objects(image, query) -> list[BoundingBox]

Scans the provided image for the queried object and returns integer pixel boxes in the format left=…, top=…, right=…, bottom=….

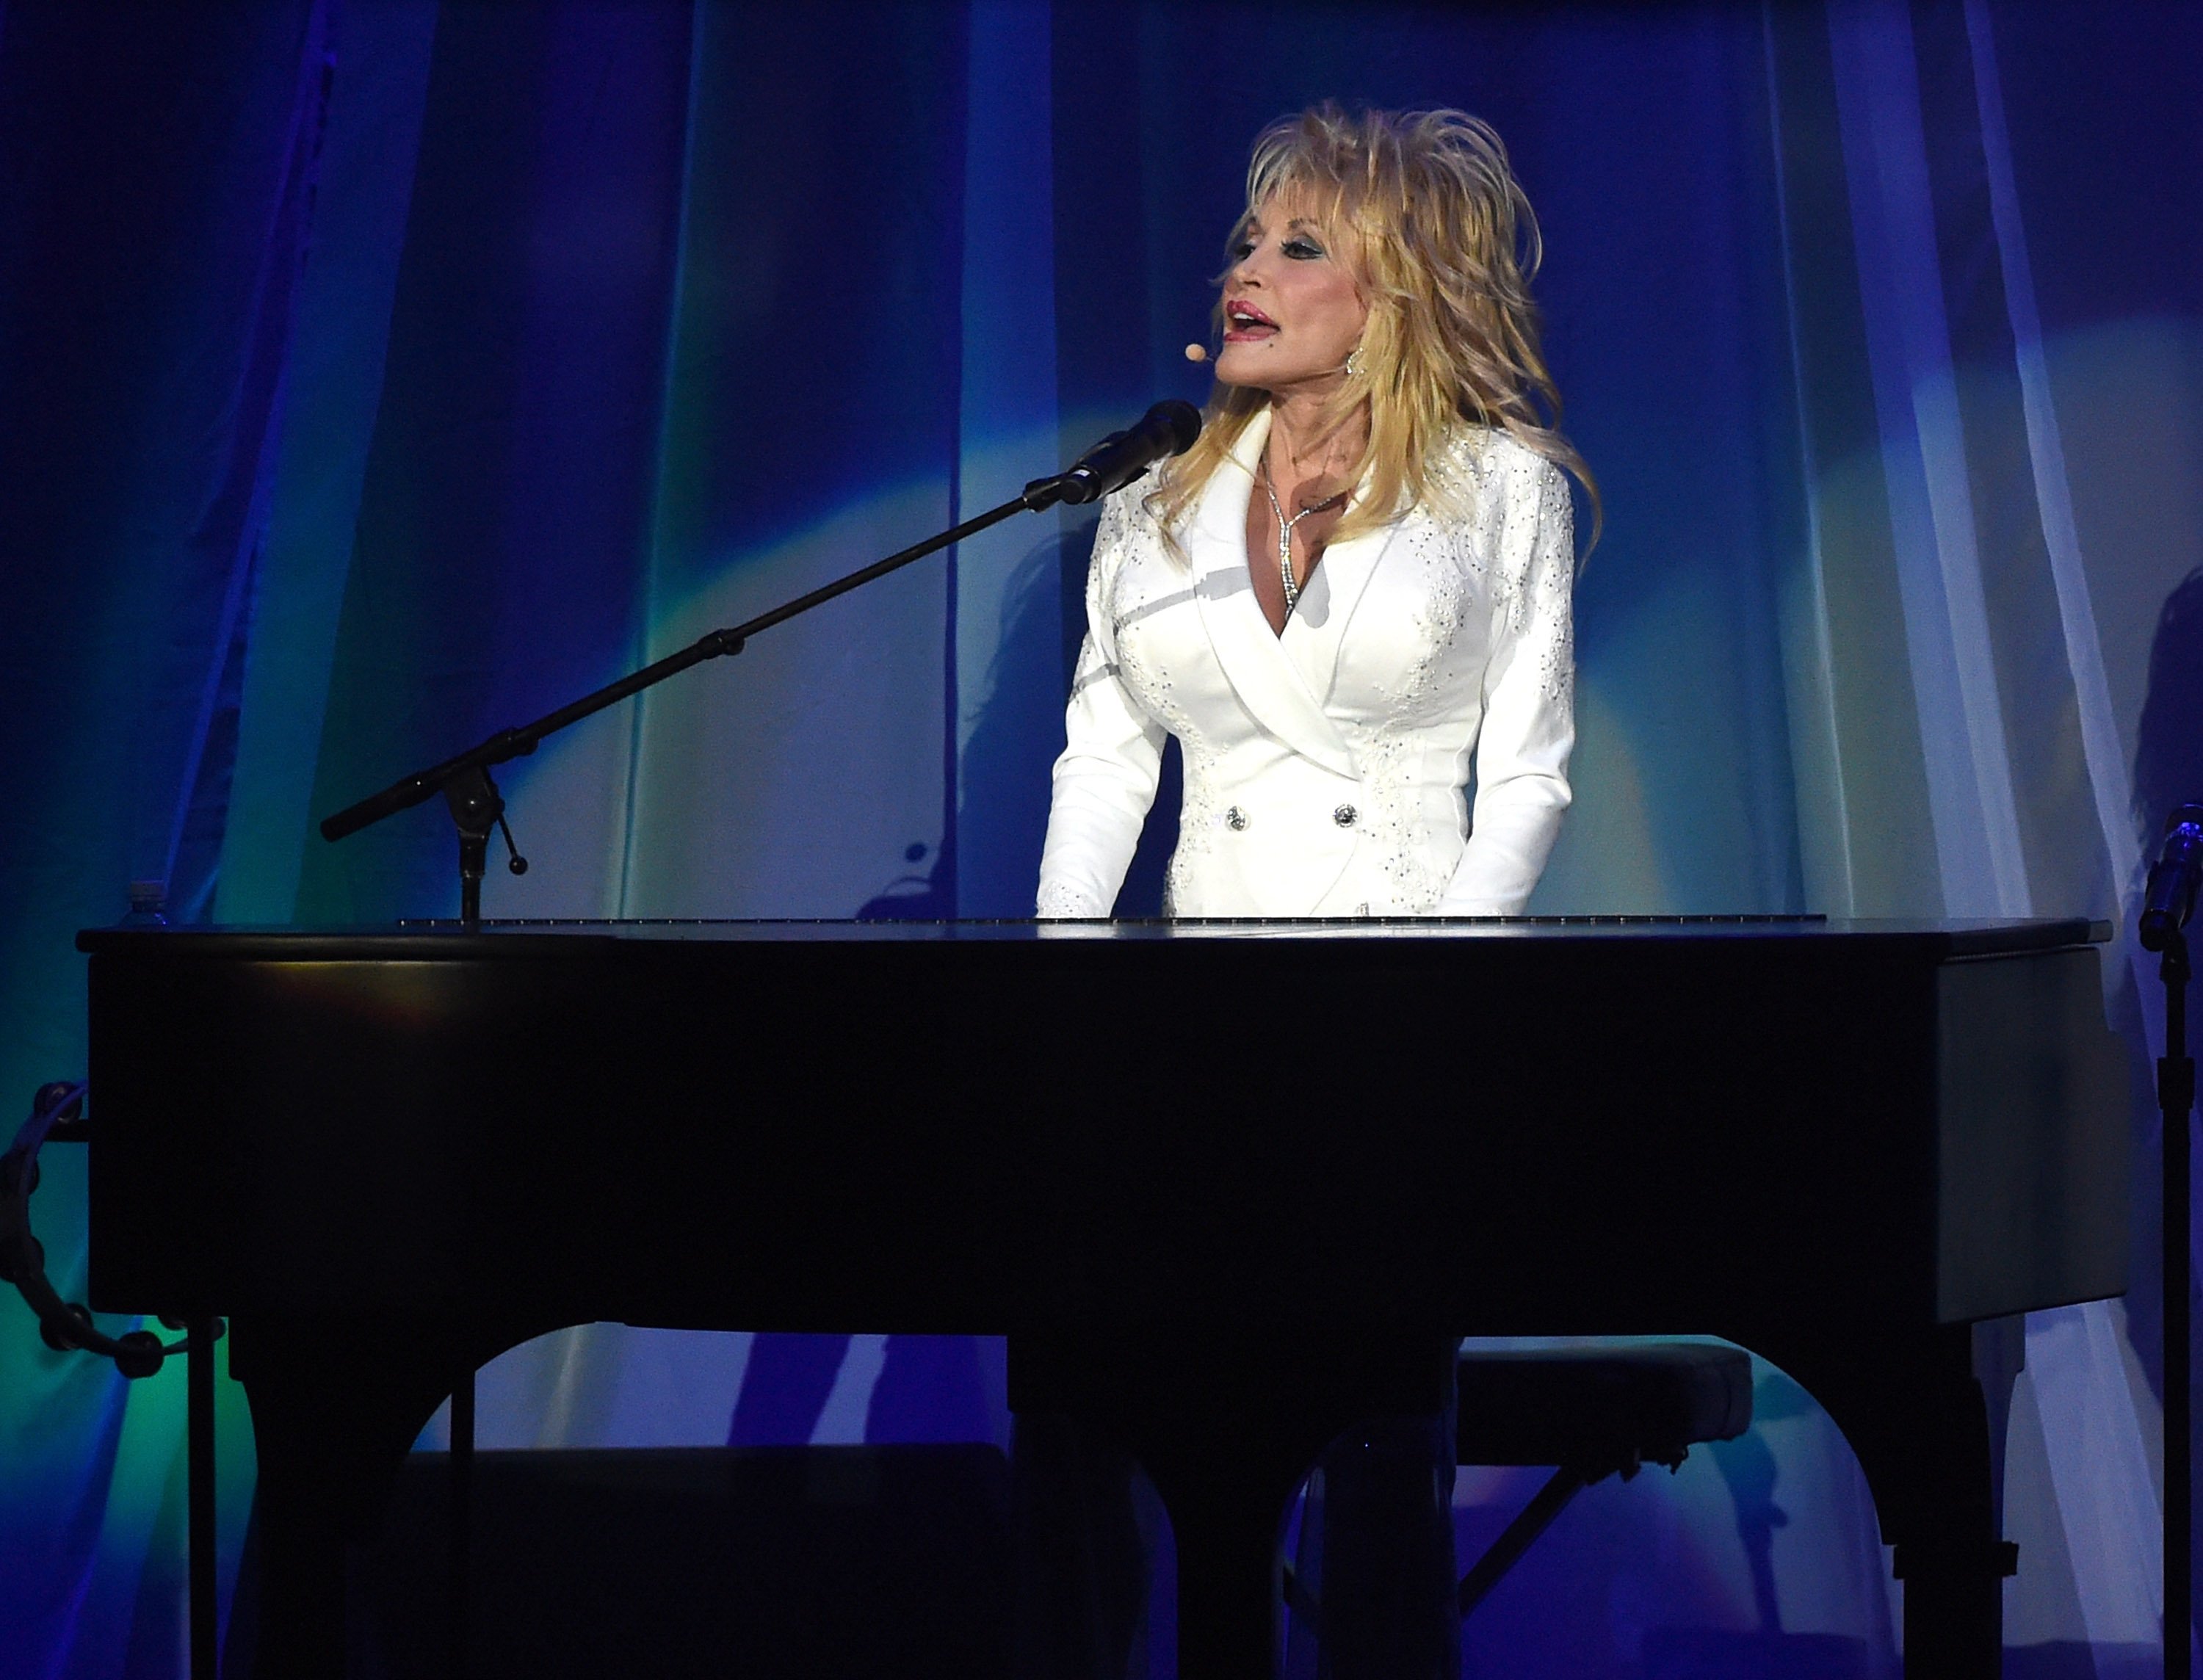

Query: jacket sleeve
left=1434, top=452, right=1576, bottom=916
left=1035, top=494, right=1168, bottom=917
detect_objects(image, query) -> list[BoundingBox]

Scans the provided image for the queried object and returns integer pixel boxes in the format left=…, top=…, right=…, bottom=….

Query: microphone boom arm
left=318, top=397, right=1201, bottom=921
left=319, top=400, right=1198, bottom=920
left=319, top=476, right=1066, bottom=894
left=321, top=480, right=1056, bottom=850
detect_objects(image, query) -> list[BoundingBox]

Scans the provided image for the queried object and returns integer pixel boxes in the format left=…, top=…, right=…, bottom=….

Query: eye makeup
left=1228, top=224, right=1330, bottom=264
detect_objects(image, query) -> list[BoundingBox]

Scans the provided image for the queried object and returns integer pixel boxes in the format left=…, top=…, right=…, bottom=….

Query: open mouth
left=1223, top=300, right=1278, bottom=342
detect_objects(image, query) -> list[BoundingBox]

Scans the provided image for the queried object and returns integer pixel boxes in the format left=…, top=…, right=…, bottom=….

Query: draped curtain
left=0, top=1, right=2195, bottom=1675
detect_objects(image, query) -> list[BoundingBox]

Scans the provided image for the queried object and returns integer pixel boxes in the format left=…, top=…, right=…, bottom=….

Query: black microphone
left=1052, top=400, right=1202, bottom=505
left=2141, top=802, right=2203, bottom=951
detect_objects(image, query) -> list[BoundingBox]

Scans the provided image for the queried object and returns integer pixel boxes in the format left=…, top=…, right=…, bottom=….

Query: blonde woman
left=1024, top=105, right=1593, bottom=1679
left=1037, top=103, right=1590, bottom=923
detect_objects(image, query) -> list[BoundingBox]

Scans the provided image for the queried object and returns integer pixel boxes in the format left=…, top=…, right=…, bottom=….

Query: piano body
left=79, top=916, right=2130, bottom=1677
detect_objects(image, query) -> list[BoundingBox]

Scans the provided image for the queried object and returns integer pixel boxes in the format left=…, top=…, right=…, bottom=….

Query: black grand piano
left=79, top=915, right=2130, bottom=1677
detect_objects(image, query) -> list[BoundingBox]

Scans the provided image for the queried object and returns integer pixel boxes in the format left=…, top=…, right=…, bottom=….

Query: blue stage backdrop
left=0, top=2, right=2196, bottom=1676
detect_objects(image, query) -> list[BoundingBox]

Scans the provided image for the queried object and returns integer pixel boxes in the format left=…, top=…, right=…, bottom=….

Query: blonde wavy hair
left=1151, top=103, right=1597, bottom=555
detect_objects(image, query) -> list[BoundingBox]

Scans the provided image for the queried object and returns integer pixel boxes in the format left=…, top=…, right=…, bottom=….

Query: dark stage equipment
left=77, top=913, right=2127, bottom=1679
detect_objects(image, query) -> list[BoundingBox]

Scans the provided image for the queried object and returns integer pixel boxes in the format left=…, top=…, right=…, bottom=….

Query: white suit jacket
left=1036, top=408, right=1574, bottom=919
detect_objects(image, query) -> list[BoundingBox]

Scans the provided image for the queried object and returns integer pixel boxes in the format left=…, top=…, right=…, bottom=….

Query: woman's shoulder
left=1099, top=476, right=1157, bottom=528
left=1099, top=474, right=1192, bottom=554
left=1082, top=477, right=1181, bottom=593
left=1428, top=425, right=1569, bottom=539
left=1439, top=423, right=1563, bottom=490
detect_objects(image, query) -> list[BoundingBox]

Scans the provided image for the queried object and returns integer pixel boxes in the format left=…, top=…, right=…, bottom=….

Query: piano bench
left=1452, top=1341, right=1754, bottom=1615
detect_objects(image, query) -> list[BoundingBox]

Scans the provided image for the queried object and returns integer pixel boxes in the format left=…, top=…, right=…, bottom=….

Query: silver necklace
left=1259, top=459, right=1347, bottom=615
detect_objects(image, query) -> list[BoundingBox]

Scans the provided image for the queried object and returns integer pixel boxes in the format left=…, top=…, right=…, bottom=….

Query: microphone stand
left=316, top=400, right=1198, bottom=1668
left=318, top=471, right=1068, bottom=1679
left=2142, top=803, right=2203, bottom=1680
left=322, top=474, right=1074, bottom=922
left=322, top=397, right=1200, bottom=916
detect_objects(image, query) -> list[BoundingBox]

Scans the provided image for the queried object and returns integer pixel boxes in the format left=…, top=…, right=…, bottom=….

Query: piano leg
left=245, top=1420, right=346, bottom=1678
left=1009, top=1328, right=1455, bottom=1680
left=227, top=1314, right=471, bottom=1679
left=1142, top=1453, right=1294, bottom=1680
left=1755, top=1319, right=2021, bottom=1679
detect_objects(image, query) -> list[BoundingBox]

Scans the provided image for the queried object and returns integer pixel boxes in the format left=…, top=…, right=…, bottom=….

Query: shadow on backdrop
left=857, top=515, right=1184, bottom=922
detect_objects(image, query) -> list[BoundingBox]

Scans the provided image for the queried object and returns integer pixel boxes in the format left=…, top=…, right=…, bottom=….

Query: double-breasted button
left=1333, top=804, right=1358, bottom=828
left=1225, top=806, right=1249, bottom=831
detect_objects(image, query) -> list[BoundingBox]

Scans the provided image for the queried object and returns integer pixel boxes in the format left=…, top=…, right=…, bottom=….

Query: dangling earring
left=1344, top=344, right=1363, bottom=377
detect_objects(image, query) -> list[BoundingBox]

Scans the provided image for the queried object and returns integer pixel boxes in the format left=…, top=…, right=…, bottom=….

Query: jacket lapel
left=1185, top=410, right=1358, bottom=778
left=1281, top=504, right=1394, bottom=706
